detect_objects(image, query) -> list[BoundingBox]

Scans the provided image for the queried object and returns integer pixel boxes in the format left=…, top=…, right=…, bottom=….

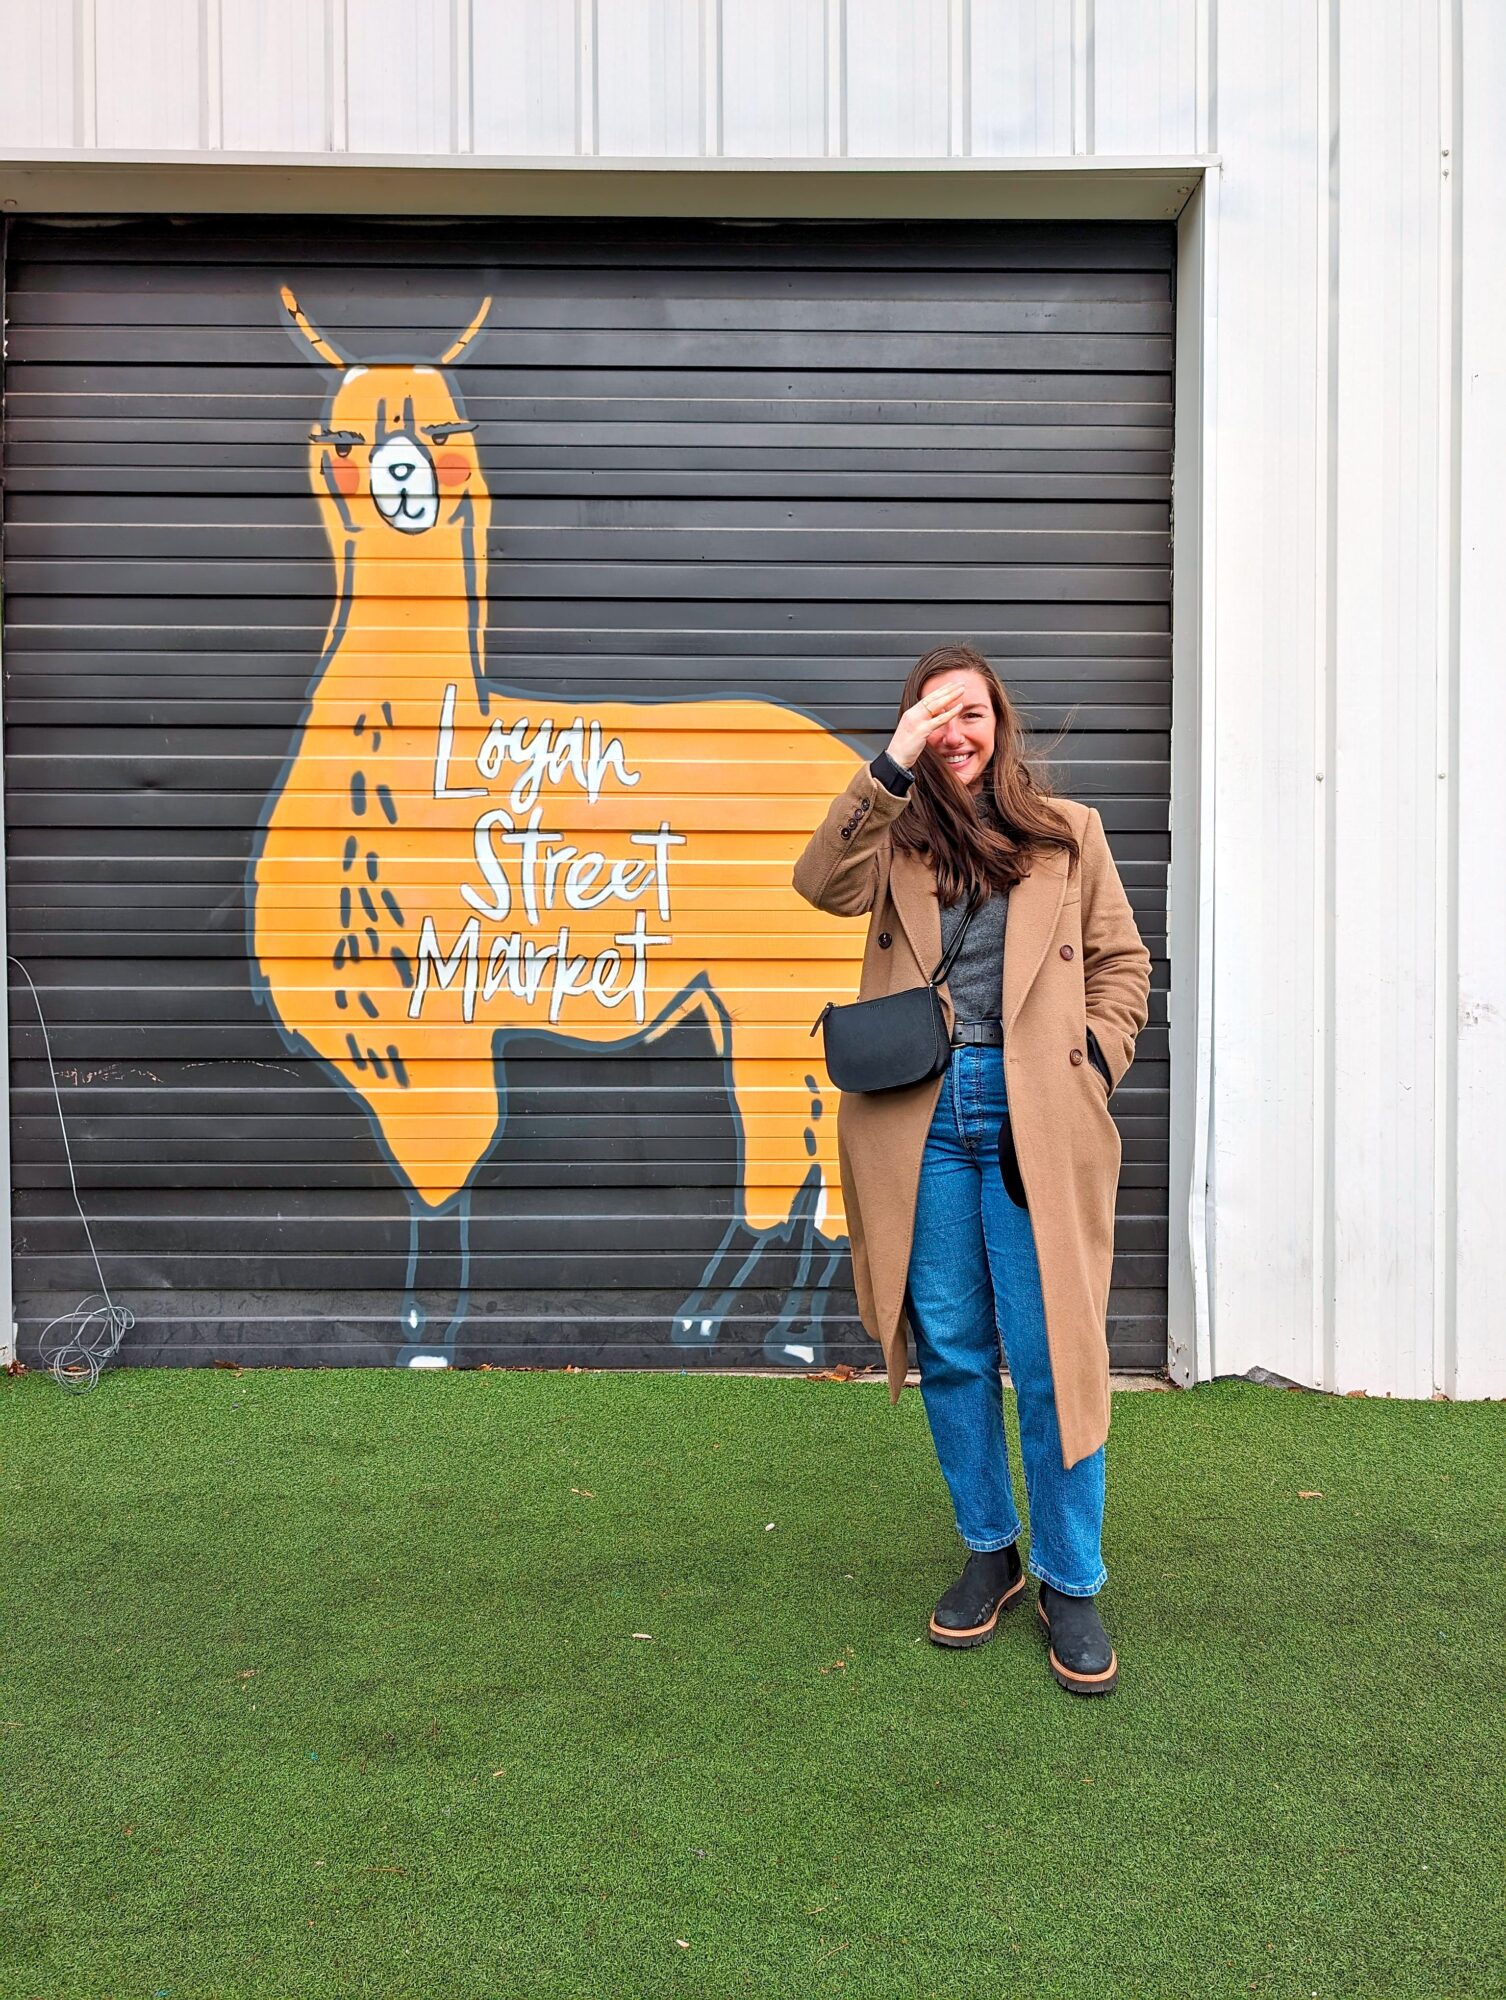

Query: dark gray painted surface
left=2, top=216, right=1173, bottom=1374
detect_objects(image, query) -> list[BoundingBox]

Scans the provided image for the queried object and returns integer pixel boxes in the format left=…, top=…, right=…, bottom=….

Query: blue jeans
left=904, top=1044, right=1107, bottom=1596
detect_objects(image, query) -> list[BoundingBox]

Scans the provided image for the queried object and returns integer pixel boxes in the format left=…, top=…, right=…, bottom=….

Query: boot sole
left=927, top=1570, right=1026, bottom=1648
left=1037, top=1601, right=1119, bottom=1694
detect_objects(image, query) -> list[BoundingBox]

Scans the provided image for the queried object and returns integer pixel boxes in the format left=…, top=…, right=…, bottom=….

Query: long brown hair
left=889, top=644, right=1079, bottom=905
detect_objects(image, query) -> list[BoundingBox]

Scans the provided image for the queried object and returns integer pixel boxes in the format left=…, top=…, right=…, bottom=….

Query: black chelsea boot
left=928, top=1543, right=1026, bottom=1648
left=1036, top=1581, right=1119, bottom=1695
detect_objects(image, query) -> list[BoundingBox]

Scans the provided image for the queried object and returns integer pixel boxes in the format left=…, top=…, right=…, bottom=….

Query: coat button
left=1060, top=944, right=1075, bottom=960
left=1069, top=1048, right=1085, bottom=1066
left=877, top=932, right=892, bottom=949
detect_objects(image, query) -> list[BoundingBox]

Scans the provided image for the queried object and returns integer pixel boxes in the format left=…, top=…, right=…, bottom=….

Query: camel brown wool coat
left=793, top=762, right=1152, bottom=1471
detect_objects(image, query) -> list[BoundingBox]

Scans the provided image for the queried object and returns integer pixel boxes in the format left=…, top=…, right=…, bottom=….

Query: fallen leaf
left=631, top=1633, right=653, bottom=1641
left=764, top=1522, right=776, bottom=1531
left=1297, top=1491, right=1324, bottom=1499
left=675, top=1939, right=690, bottom=1949
left=235, top=1668, right=257, bottom=1681
left=804, top=1363, right=858, bottom=1381
left=570, top=1487, right=595, bottom=1498
left=1345, top=1389, right=1367, bottom=1398
left=491, top=1768, right=506, bottom=1779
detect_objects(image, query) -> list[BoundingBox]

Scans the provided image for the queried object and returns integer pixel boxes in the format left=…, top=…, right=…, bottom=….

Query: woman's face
left=922, top=667, right=996, bottom=792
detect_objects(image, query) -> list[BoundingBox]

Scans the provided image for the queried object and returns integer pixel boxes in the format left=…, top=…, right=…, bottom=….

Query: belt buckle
left=951, top=1021, right=1001, bottom=1049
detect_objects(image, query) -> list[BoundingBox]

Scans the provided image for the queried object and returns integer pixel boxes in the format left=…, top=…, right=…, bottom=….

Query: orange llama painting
left=248, top=286, right=868, bottom=1367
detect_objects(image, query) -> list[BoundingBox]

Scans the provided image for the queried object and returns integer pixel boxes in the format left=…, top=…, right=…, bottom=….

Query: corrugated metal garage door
left=2, top=216, right=1172, bottom=1374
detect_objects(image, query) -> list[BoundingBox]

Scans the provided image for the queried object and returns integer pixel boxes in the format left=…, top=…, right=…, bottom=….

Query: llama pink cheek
left=437, top=452, right=470, bottom=488
left=329, top=459, right=361, bottom=496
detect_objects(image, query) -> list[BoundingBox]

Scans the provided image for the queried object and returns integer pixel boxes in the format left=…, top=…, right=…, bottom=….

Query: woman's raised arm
left=792, top=681, right=968, bottom=915
left=791, top=761, right=913, bottom=916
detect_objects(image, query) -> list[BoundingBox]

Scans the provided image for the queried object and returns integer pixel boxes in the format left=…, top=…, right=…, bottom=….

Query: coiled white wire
left=8, top=955, right=134, bottom=1389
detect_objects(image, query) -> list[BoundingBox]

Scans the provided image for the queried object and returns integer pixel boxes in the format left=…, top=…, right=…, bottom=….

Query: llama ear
left=279, top=284, right=349, bottom=369
left=439, top=297, right=492, bottom=365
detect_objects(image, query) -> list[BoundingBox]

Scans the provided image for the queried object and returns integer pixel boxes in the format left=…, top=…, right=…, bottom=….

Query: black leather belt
left=950, top=1020, right=1004, bottom=1047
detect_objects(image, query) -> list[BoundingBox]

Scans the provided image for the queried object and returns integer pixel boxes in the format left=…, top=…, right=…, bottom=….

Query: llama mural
left=247, top=286, right=867, bottom=1368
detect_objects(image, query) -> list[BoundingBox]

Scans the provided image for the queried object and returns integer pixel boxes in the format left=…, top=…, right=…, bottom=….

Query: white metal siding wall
left=0, top=0, right=1213, bottom=159
left=1, top=0, right=1502, bottom=1403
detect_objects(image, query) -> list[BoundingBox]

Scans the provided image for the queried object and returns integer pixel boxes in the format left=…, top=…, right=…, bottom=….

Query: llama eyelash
left=313, top=427, right=367, bottom=457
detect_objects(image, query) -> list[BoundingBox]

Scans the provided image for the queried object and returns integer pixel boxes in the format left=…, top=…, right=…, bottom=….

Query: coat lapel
left=888, top=839, right=1069, bottom=1029
left=1003, top=847, right=1070, bottom=1032
left=887, top=846, right=941, bottom=977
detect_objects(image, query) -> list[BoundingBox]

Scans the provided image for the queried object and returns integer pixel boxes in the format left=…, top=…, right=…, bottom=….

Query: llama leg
left=759, top=1168, right=847, bottom=1369
left=638, top=975, right=747, bottom=1351
left=396, top=1189, right=472, bottom=1368
left=742, top=1048, right=846, bottom=1365
left=670, top=1033, right=846, bottom=1358
left=671, top=1218, right=767, bottom=1350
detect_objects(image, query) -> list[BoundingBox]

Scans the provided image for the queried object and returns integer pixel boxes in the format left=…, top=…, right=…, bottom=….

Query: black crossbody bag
left=809, top=893, right=981, bottom=1094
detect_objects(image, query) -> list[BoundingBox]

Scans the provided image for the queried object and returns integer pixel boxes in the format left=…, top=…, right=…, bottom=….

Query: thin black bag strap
left=928, top=889, right=983, bottom=988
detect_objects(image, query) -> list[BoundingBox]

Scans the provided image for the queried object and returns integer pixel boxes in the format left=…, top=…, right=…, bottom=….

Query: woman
left=792, top=646, right=1150, bottom=1696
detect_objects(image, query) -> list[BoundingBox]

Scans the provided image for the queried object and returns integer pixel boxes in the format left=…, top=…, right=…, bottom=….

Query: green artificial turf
left=2, top=1368, right=1503, bottom=2000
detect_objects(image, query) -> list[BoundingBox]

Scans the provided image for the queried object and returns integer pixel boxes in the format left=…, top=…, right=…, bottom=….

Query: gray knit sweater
left=938, top=793, right=1008, bottom=1023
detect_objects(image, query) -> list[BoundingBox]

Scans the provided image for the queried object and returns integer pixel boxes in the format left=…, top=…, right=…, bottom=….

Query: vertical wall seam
left=1073, top=0, right=1093, bottom=154
left=1194, top=167, right=1218, bottom=1383
left=1318, top=0, right=1341, bottom=1391
left=1435, top=0, right=1464, bottom=1394
left=577, top=0, right=598, bottom=157
left=825, top=0, right=846, bottom=158
left=327, top=0, right=348, bottom=152
left=1169, top=177, right=1215, bottom=1384
left=201, top=0, right=223, bottom=152
left=948, top=0, right=970, bottom=156
left=452, top=0, right=474, bottom=154
left=75, top=0, right=97, bottom=149
left=701, top=0, right=722, bottom=160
